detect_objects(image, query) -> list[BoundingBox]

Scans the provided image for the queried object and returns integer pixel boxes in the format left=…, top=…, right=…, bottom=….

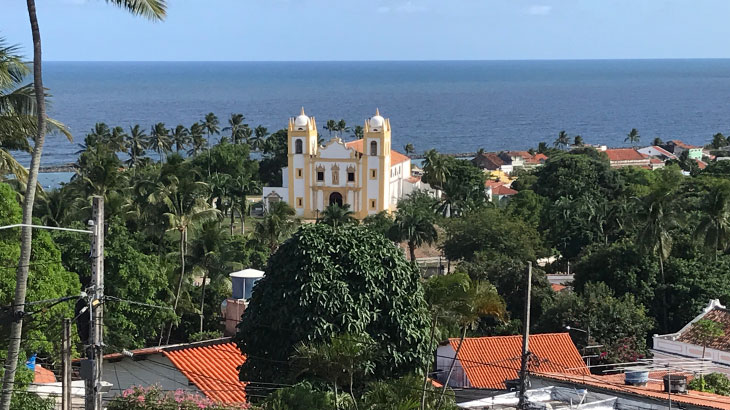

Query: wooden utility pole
left=85, top=196, right=104, bottom=410
left=518, top=262, right=532, bottom=409
left=62, top=318, right=71, bottom=410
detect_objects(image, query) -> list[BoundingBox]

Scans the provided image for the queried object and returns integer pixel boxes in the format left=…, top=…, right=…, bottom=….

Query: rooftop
left=677, top=307, right=730, bottom=351
left=492, top=185, right=518, bottom=196
left=344, top=139, right=410, bottom=165
left=669, top=140, right=702, bottom=150
left=604, top=148, right=647, bottom=162
left=446, top=333, right=588, bottom=389
left=472, top=152, right=505, bottom=170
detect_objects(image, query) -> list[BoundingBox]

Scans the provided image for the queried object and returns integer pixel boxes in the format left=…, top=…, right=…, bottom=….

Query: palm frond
left=105, top=0, right=167, bottom=21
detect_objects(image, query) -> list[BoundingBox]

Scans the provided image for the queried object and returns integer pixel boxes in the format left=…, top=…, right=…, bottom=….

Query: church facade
left=262, top=109, right=430, bottom=219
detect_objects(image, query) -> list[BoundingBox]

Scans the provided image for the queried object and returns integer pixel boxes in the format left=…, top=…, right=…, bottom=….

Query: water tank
left=229, top=269, right=265, bottom=300
left=625, top=371, right=649, bottom=386
left=663, top=374, right=688, bottom=394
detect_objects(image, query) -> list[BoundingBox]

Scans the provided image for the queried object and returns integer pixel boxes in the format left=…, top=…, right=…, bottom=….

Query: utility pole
left=62, top=318, right=71, bottom=410
left=85, top=196, right=104, bottom=410
left=518, top=262, right=532, bottom=410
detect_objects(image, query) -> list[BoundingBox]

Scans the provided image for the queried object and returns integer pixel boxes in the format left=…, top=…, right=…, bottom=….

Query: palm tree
left=149, top=175, right=220, bottom=344
left=1, top=3, right=166, bottom=409
left=171, top=124, right=190, bottom=153
left=125, top=124, right=148, bottom=168
left=223, top=113, right=246, bottom=144
left=229, top=176, right=259, bottom=235
left=422, top=149, right=449, bottom=190
left=188, top=122, right=206, bottom=156
left=352, top=125, right=364, bottom=139
left=252, top=125, right=268, bottom=151
left=625, top=128, right=641, bottom=146
left=403, top=143, right=415, bottom=155
left=695, top=180, right=730, bottom=259
left=324, top=119, right=337, bottom=137
left=202, top=113, right=220, bottom=175
left=109, top=125, right=128, bottom=154
left=255, top=201, right=298, bottom=253
left=320, top=203, right=357, bottom=227
left=388, top=207, right=437, bottom=262
left=336, top=119, right=349, bottom=137
left=436, top=280, right=505, bottom=408
left=574, top=135, right=584, bottom=146
left=149, top=122, right=171, bottom=161
left=653, top=137, right=664, bottom=146
left=636, top=168, right=681, bottom=332
left=190, top=220, right=229, bottom=334
left=554, top=130, right=570, bottom=150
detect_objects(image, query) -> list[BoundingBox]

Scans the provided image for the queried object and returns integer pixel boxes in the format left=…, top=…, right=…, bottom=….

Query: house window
left=370, top=199, right=376, bottom=210
left=317, top=171, right=324, bottom=182
left=370, top=141, right=378, bottom=156
left=295, top=139, right=303, bottom=154
left=348, top=172, right=355, bottom=182
left=370, top=169, right=377, bottom=179
left=296, top=197, right=303, bottom=208
left=296, top=168, right=303, bottom=178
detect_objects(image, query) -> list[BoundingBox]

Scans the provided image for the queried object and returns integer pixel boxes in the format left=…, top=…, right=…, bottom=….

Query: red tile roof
left=345, top=139, right=409, bottom=165
left=448, top=333, right=588, bottom=389
left=696, top=159, right=708, bottom=170
left=605, top=148, right=647, bottom=162
left=472, top=153, right=505, bottom=170
left=536, top=372, right=730, bottom=410
left=677, top=307, right=730, bottom=351
left=163, top=342, right=247, bottom=404
left=670, top=140, right=702, bottom=150
left=492, top=185, right=518, bottom=196
left=651, top=145, right=677, bottom=158
left=33, top=365, right=56, bottom=383
left=649, top=158, right=663, bottom=164
left=485, top=180, right=504, bottom=188
left=551, top=284, right=567, bottom=292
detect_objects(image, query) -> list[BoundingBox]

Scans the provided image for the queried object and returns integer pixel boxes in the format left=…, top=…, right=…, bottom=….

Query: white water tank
left=229, top=269, right=264, bottom=300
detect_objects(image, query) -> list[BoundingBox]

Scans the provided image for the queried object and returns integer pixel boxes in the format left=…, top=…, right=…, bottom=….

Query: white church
left=262, top=108, right=432, bottom=219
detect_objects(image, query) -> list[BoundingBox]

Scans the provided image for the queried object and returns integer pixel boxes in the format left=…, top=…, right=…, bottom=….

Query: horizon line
left=43, top=57, right=730, bottom=63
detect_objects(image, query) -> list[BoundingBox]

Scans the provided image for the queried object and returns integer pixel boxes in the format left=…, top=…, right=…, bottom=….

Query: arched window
left=370, top=141, right=377, bottom=156
left=295, top=139, right=303, bottom=154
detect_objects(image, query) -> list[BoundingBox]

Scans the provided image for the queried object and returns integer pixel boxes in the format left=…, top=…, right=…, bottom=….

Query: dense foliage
left=107, top=386, right=248, bottom=409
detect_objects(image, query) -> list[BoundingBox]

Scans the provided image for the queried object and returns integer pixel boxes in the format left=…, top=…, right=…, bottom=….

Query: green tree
left=653, top=137, right=664, bottom=146
left=187, top=122, right=206, bottom=156
left=693, top=319, right=725, bottom=362
left=125, top=124, right=148, bottom=168
left=324, top=119, right=337, bottom=137
left=625, top=128, right=640, bottom=146
left=252, top=125, right=268, bottom=151
left=695, top=179, right=730, bottom=258
left=259, top=129, right=288, bottom=186
left=171, top=124, right=190, bottom=153
left=237, top=224, right=432, bottom=385
left=574, top=135, right=584, bottom=146
left=553, top=130, right=570, bottom=150
left=689, top=373, right=730, bottom=396
left=255, top=201, right=298, bottom=253
left=364, top=374, right=458, bottom=410
left=362, top=211, right=394, bottom=237
left=223, top=113, right=247, bottom=145
left=320, top=203, right=357, bottom=227
left=149, top=122, right=172, bottom=160
left=422, top=149, right=449, bottom=190
left=202, top=112, right=220, bottom=175
left=259, top=382, right=338, bottom=410
left=711, top=133, right=728, bottom=150
left=352, top=125, right=364, bottom=139
left=388, top=194, right=438, bottom=262
left=403, top=143, right=415, bottom=155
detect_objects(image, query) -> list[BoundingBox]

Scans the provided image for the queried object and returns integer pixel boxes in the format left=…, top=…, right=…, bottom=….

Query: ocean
left=20, top=60, right=730, bottom=168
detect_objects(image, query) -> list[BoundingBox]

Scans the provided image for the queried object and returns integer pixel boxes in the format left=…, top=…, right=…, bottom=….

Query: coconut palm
left=202, top=113, right=220, bottom=175
left=229, top=176, right=259, bottom=235
left=320, top=203, right=357, bottom=227
left=636, top=167, right=682, bottom=332
left=695, top=180, right=730, bottom=259
left=223, top=113, right=247, bottom=145
left=422, top=149, right=449, bottom=190
left=255, top=201, right=298, bottom=253
left=388, top=206, right=437, bottom=262
left=149, top=175, right=220, bottom=343
left=125, top=124, right=149, bottom=168
left=403, top=143, right=415, bottom=155
left=149, top=122, right=172, bottom=161
left=252, top=125, right=268, bottom=151
left=625, top=128, right=641, bottom=146
left=189, top=220, right=229, bottom=333
left=109, top=125, right=128, bottom=154
left=324, top=119, right=337, bottom=137
left=554, top=130, right=570, bottom=150
left=1, top=2, right=166, bottom=409
left=170, top=124, right=190, bottom=153
left=352, top=125, right=364, bottom=139
left=336, top=119, right=349, bottom=137
left=188, top=122, right=206, bottom=156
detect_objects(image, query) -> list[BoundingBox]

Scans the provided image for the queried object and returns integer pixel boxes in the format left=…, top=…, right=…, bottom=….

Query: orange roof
left=492, top=185, right=518, bottom=196
left=485, top=180, right=504, bottom=188
left=163, top=342, right=247, bottom=404
left=605, top=148, right=647, bottom=162
left=407, top=176, right=421, bottom=184
left=448, top=333, right=588, bottom=389
left=551, top=283, right=567, bottom=292
left=344, top=139, right=409, bottom=165
left=649, top=158, right=663, bottom=164
left=651, top=145, right=676, bottom=158
left=33, top=365, right=56, bottom=384
left=526, top=153, right=548, bottom=164
left=536, top=372, right=730, bottom=410
left=670, top=140, right=702, bottom=149
left=696, top=159, right=708, bottom=170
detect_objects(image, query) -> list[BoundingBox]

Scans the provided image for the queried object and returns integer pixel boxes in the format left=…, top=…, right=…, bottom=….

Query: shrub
left=107, top=385, right=248, bottom=410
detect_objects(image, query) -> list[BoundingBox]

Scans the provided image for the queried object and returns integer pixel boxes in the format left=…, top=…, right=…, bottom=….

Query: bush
left=107, top=385, right=248, bottom=410
left=688, top=373, right=730, bottom=396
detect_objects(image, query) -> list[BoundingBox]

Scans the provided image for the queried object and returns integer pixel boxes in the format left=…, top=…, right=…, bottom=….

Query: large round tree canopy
left=236, top=223, right=431, bottom=383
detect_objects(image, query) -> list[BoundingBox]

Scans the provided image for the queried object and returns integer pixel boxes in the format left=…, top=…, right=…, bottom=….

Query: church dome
left=369, top=109, right=384, bottom=129
left=294, top=107, right=309, bottom=128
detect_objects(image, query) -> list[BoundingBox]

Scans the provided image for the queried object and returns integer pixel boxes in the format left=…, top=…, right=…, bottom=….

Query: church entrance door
left=329, top=192, right=343, bottom=207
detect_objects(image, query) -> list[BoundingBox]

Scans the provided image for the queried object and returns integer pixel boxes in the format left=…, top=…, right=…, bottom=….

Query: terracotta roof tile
left=696, top=159, right=708, bottom=170
left=472, top=153, right=505, bottom=170
left=345, top=139, right=409, bottom=165
left=344, top=139, right=363, bottom=152
left=163, top=342, right=247, bottom=404
left=492, top=185, right=518, bottom=196
left=551, top=284, right=567, bottom=292
left=33, top=365, right=56, bottom=384
left=536, top=372, right=730, bottom=410
left=677, top=308, right=730, bottom=351
left=605, top=148, right=647, bottom=162
left=670, top=140, right=702, bottom=149
left=448, top=333, right=588, bottom=389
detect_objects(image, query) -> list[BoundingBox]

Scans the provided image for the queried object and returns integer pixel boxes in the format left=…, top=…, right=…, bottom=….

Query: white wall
left=435, top=345, right=469, bottom=388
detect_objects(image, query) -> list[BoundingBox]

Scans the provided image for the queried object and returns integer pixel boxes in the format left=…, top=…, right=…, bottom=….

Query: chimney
left=222, top=269, right=265, bottom=337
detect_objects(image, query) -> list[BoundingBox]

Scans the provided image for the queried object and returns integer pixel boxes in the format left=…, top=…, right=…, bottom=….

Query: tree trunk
left=0, top=2, right=46, bottom=409
left=240, top=199, right=246, bottom=235
left=421, top=313, right=438, bottom=410
left=199, top=270, right=208, bottom=334
left=349, top=372, right=358, bottom=410
left=230, top=207, right=234, bottom=236
left=437, top=326, right=467, bottom=410
left=409, top=240, right=416, bottom=263
left=166, top=228, right=186, bottom=344
left=659, top=255, right=668, bottom=333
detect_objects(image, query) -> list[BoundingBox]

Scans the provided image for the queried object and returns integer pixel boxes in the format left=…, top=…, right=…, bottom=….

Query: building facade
left=263, top=108, right=430, bottom=219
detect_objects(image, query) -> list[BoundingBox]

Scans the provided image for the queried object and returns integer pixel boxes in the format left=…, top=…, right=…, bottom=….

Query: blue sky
left=2, top=0, right=730, bottom=61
